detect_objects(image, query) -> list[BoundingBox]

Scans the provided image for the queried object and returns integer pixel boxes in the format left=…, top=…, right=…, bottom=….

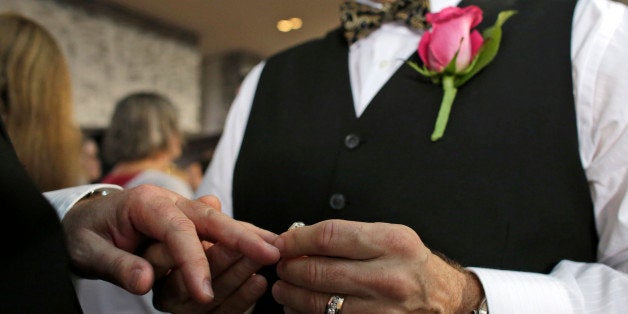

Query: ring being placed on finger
left=288, top=221, right=306, bottom=230
left=325, top=295, right=345, bottom=314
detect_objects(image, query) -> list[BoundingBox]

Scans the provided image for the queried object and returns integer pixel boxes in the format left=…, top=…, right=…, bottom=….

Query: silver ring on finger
left=288, top=221, right=306, bottom=230
left=325, top=295, right=345, bottom=314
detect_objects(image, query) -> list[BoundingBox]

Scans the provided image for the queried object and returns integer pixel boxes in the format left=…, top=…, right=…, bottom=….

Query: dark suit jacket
left=0, top=118, right=82, bottom=313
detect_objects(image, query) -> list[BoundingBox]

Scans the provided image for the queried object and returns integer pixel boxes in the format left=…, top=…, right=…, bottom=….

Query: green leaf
left=455, top=10, right=517, bottom=87
left=406, top=61, right=434, bottom=77
left=459, top=54, right=480, bottom=76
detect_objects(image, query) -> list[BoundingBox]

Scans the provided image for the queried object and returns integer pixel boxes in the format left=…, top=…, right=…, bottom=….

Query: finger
left=273, top=280, right=383, bottom=314
left=197, top=195, right=279, bottom=259
left=272, top=280, right=357, bottom=314
left=276, top=256, right=373, bottom=297
left=179, top=199, right=280, bottom=265
left=239, top=220, right=280, bottom=243
left=145, top=241, right=242, bottom=282
left=143, top=243, right=174, bottom=279
left=276, top=219, right=404, bottom=259
left=272, top=279, right=326, bottom=313
left=212, top=257, right=264, bottom=303
left=69, top=222, right=155, bottom=295
left=197, top=194, right=221, bottom=212
left=128, top=192, right=213, bottom=303
left=211, top=274, right=268, bottom=314
left=153, top=267, right=192, bottom=313
left=151, top=243, right=260, bottom=313
left=154, top=261, right=266, bottom=314
left=206, top=243, right=243, bottom=279
left=145, top=240, right=247, bottom=301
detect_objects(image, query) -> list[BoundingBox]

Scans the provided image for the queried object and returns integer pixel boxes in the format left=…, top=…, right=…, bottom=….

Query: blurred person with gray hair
left=100, top=91, right=193, bottom=198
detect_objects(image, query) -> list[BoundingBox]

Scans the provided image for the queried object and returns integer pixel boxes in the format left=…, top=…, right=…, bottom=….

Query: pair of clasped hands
left=65, top=185, right=480, bottom=314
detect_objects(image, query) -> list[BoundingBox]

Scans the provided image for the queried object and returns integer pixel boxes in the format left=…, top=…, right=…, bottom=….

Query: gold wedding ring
left=325, top=295, right=345, bottom=314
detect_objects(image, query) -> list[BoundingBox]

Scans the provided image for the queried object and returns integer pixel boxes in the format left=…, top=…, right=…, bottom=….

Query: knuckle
left=167, top=214, right=195, bottom=232
left=130, top=184, right=158, bottom=198
left=305, top=259, right=322, bottom=286
left=380, top=224, right=420, bottom=254
left=380, top=272, right=417, bottom=302
left=308, top=294, right=325, bottom=314
left=315, top=220, right=338, bottom=251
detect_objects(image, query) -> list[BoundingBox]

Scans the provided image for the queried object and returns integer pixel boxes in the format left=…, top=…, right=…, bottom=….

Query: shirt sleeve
left=195, top=61, right=266, bottom=217
left=43, top=184, right=123, bottom=220
left=470, top=0, right=628, bottom=313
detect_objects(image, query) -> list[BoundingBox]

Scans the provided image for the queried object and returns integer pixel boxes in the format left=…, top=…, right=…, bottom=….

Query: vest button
left=344, top=134, right=361, bottom=149
left=329, top=193, right=346, bottom=210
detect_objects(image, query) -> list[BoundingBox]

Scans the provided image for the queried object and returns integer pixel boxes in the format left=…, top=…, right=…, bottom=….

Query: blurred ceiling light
left=289, top=17, right=303, bottom=29
left=277, top=17, right=303, bottom=32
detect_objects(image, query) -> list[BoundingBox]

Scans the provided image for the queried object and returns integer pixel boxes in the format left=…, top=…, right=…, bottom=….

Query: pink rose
left=418, top=6, right=484, bottom=73
left=407, top=6, right=515, bottom=141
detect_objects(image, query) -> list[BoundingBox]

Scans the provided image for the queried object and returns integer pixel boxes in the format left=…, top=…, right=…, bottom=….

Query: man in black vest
left=198, top=0, right=628, bottom=312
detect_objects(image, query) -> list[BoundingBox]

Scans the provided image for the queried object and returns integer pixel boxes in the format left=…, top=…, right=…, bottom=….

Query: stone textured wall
left=0, top=0, right=202, bottom=132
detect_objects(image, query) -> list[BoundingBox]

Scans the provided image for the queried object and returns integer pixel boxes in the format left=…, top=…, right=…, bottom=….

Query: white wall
left=0, top=0, right=202, bottom=132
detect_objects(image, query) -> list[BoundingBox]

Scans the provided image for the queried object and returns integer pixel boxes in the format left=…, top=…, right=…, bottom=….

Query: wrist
left=76, top=187, right=119, bottom=205
left=459, top=271, right=485, bottom=314
left=430, top=251, right=485, bottom=313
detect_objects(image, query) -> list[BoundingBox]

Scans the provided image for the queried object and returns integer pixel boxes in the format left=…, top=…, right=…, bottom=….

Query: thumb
left=83, top=233, right=155, bottom=295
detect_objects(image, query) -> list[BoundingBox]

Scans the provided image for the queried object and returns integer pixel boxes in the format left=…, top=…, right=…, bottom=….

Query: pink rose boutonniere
left=408, top=6, right=516, bottom=141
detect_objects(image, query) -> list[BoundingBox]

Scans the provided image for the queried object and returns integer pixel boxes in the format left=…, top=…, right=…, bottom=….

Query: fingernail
left=131, top=268, right=142, bottom=291
left=204, top=278, right=214, bottom=300
left=271, top=280, right=285, bottom=305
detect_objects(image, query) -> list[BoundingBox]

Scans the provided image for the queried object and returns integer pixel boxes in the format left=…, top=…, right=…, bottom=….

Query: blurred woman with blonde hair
left=0, top=12, right=84, bottom=191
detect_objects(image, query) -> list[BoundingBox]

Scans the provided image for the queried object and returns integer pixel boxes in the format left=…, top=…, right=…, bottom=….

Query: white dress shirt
left=44, top=184, right=122, bottom=219
left=198, top=0, right=628, bottom=312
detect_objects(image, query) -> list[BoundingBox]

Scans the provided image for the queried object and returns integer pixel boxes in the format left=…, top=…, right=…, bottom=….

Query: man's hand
left=148, top=241, right=269, bottom=314
left=271, top=219, right=484, bottom=313
left=145, top=197, right=277, bottom=314
left=62, top=185, right=280, bottom=304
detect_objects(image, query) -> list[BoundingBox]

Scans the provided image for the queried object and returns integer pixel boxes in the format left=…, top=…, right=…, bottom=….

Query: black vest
left=234, top=1, right=597, bottom=312
left=0, top=119, right=82, bottom=313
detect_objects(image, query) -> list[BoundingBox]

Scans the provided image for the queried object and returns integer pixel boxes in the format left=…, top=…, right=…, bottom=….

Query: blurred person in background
left=80, top=133, right=103, bottom=183
left=175, top=132, right=221, bottom=193
left=100, top=91, right=194, bottom=198
left=77, top=91, right=195, bottom=313
left=0, top=12, right=281, bottom=313
left=0, top=11, right=84, bottom=191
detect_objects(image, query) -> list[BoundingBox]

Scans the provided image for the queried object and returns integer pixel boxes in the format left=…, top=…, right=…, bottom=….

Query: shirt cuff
left=43, top=184, right=123, bottom=220
left=468, top=267, right=573, bottom=314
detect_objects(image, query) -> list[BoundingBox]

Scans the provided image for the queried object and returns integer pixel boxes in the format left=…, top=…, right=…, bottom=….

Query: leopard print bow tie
left=340, top=0, right=430, bottom=44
